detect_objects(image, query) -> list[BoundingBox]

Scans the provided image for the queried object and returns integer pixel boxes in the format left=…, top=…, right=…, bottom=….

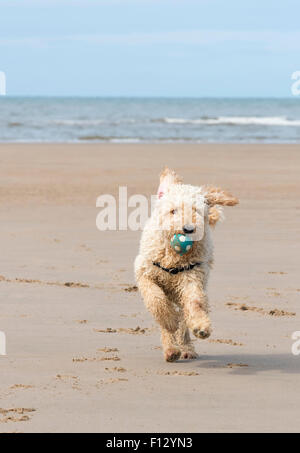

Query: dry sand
left=0, top=143, right=299, bottom=433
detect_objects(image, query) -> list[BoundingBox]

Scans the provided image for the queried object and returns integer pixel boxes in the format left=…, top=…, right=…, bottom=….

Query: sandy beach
left=0, top=143, right=299, bottom=433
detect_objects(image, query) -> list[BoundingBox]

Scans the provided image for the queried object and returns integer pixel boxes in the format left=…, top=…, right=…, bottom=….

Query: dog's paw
left=180, top=350, right=199, bottom=360
left=164, top=348, right=181, bottom=363
left=189, top=315, right=212, bottom=340
left=193, top=326, right=211, bottom=340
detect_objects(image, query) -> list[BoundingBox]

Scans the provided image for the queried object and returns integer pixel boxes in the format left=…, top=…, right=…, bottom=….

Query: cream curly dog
left=135, top=168, right=238, bottom=362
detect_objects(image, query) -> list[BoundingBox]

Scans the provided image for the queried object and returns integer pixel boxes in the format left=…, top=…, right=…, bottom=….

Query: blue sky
left=0, top=0, right=299, bottom=97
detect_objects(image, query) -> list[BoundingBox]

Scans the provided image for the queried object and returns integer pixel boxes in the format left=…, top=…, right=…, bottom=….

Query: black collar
left=153, top=261, right=203, bottom=275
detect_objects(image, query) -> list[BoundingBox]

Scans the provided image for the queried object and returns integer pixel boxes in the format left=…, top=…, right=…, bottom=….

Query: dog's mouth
left=170, top=227, right=204, bottom=243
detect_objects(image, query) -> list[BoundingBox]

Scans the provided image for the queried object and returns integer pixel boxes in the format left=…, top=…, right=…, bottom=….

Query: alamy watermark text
left=291, top=71, right=300, bottom=96
left=0, top=331, right=6, bottom=356
left=0, top=71, right=6, bottom=96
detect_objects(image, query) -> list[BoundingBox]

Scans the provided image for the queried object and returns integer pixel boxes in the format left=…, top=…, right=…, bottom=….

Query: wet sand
left=0, top=144, right=299, bottom=433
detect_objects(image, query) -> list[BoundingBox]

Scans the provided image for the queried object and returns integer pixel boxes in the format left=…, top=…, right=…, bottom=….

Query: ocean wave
left=7, top=116, right=300, bottom=129
left=79, top=135, right=141, bottom=143
left=109, top=138, right=141, bottom=143
left=53, top=119, right=105, bottom=126
left=161, top=116, right=300, bottom=126
left=53, top=118, right=136, bottom=126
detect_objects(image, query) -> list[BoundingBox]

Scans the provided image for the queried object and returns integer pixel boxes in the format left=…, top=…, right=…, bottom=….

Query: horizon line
left=0, top=95, right=297, bottom=100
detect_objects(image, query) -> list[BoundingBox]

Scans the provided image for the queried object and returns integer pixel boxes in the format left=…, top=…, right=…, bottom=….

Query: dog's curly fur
left=135, top=168, right=239, bottom=362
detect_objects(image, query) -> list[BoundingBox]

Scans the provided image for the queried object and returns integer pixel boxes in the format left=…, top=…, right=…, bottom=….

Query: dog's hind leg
left=161, top=328, right=181, bottom=363
left=175, top=320, right=198, bottom=360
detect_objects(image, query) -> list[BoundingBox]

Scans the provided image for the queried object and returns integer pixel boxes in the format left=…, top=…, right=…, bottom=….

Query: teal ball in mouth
left=170, top=234, right=193, bottom=255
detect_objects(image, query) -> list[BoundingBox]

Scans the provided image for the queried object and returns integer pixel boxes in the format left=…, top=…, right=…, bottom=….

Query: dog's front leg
left=181, top=283, right=212, bottom=340
left=137, top=275, right=180, bottom=333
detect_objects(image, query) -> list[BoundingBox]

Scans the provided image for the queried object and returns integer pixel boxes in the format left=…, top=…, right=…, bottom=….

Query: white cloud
left=0, top=30, right=300, bottom=51
left=0, top=0, right=140, bottom=5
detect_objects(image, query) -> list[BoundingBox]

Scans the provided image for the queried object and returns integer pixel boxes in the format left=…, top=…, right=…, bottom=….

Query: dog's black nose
left=183, top=224, right=195, bottom=234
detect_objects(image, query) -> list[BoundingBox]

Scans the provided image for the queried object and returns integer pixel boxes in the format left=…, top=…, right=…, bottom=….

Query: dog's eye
left=170, top=209, right=177, bottom=215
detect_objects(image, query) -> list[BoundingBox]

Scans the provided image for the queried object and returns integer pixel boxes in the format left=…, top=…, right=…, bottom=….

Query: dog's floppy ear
left=208, top=205, right=223, bottom=227
left=157, top=167, right=183, bottom=199
left=203, top=186, right=239, bottom=207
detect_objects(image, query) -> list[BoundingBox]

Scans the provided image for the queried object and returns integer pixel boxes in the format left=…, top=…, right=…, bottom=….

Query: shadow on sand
left=189, top=353, right=300, bottom=375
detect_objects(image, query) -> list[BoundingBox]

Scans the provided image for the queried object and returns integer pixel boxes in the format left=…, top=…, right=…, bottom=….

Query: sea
left=0, top=97, right=300, bottom=143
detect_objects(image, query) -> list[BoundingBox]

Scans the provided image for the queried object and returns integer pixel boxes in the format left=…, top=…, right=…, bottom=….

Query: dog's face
left=157, top=184, right=208, bottom=242
left=155, top=167, right=239, bottom=244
